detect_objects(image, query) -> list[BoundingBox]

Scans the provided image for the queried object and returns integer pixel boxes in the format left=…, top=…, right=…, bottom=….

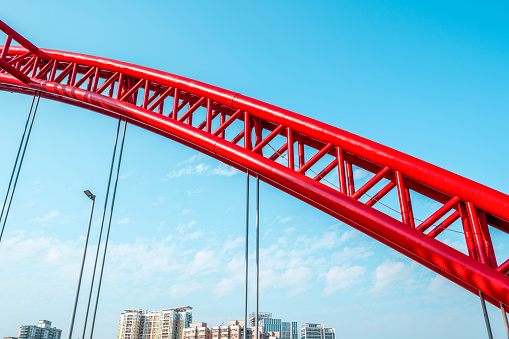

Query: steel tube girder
left=1, top=40, right=509, bottom=309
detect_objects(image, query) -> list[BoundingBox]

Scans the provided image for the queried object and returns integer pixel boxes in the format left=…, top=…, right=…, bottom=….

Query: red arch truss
left=1, top=20, right=509, bottom=307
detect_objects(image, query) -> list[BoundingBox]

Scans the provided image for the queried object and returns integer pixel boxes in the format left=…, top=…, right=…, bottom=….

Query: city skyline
left=1, top=1, right=509, bottom=339
left=118, top=307, right=333, bottom=339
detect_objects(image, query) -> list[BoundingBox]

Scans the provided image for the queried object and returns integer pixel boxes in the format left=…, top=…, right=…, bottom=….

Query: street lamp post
left=67, top=190, right=96, bottom=339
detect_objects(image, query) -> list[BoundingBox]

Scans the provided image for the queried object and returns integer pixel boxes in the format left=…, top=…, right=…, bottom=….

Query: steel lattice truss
left=1, top=20, right=509, bottom=308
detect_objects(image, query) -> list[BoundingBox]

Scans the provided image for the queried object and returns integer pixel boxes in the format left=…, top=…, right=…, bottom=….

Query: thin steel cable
left=500, top=303, right=509, bottom=339
left=67, top=193, right=96, bottom=339
left=0, top=93, right=36, bottom=226
left=255, top=174, right=260, bottom=339
left=80, top=118, right=122, bottom=339
left=265, top=143, right=465, bottom=235
left=243, top=170, right=249, bottom=339
left=0, top=92, right=40, bottom=243
left=89, top=118, right=127, bottom=339
left=480, top=291, right=494, bottom=339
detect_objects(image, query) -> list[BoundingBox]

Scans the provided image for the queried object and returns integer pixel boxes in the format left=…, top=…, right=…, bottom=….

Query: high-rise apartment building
left=118, top=307, right=193, bottom=339
left=18, top=320, right=62, bottom=339
left=300, top=324, right=335, bottom=339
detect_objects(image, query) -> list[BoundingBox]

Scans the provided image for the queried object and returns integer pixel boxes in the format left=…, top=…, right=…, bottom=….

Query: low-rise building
left=184, top=323, right=211, bottom=339
left=188, top=320, right=253, bottom=339
left=300, top=323, right=335, bottom=339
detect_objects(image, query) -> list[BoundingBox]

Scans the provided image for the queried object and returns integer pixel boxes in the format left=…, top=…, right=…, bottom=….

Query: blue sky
left=1, top=1, right=509, bottom=338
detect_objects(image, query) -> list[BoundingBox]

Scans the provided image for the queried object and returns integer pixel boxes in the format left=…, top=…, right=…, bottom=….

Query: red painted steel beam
left=427, top=210, right=461, bottom=238
left=0, top=58, right=30, bottom=83
left=416, top=196, right=461, bottom=233
left=396, top=171, right=412, bottom=226
left=1, top=45, right=509, bottom=309
left=297, top=143, right=333, bottom=175
left=0, top=74, right=507, bottom=306
left=8, top=46, right=508, bottom=233
left=351, top=166, right=391, bottom=200
left=0, top=20, right=41, bottom=54
left=0, top=34, right=12, bottom=60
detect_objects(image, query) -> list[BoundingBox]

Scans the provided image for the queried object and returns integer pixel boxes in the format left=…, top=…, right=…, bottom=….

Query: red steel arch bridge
left=1, top=19, right=509, bottom=335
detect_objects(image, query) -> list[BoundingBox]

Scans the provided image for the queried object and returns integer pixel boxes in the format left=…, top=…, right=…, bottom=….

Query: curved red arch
left=1, top=22, right=509, bottom=308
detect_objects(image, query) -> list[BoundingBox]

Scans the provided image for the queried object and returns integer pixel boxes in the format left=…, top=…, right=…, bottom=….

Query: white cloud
left=300, top=230, right=352, bottom=252
left=280, top=264, right=312, bottom=296
left=187, top=187, right=208, bottom=196
left=34, top=210, right=61, bottom=223
left=120, top=170, right=136, bottom=179
left=373, top=261, right=411, bottom=291
left=209, top=227, right=361, bottom=298
left=278, top=216, right=294, bottom=224
left=154, top=196, right=165, bottom=206
left=330, top=246, right=374, bottom=262
left=183, top=231, right=203, bottom=241
left=170, top=280, right=202, bottom=297
left=192, top=250, right=217, bottom=268
left=183, top=154, right=204, bottom=164
left=211, top=163, right=239, bottom=176
left=214, top=277, right=238, bottom=297
left=117, top=217, right=130, bottom=225
left=107, top=239, right=180, bottom=283
left=25, top=200, right=36, bottom=207
left=214, top=257, right=244, bottom=297
left=353, top=168, right=368, bottom=180
left=442, top=238, right=468, bottom=254
left=166, top=155, right=238, bottom=178
left=284, top=227, right=296, bottom=234
left=183, top=250, right=220, bottom=278
left=167, top=163, right=210, bottom=178
left=176, top=220, right=197, bottom=232
left=323, top=265, right=366, bottom=295
left=223, top=237, right=244, bottom=251
left=0, top=233, right=83, bottom=284
left=428, top=275, right=448, bottom=291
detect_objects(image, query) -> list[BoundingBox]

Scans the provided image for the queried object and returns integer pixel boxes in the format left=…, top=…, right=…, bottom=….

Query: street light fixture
left=67, top=190, right=96, bottom=339
left=84, top=190, right=95, bottom=200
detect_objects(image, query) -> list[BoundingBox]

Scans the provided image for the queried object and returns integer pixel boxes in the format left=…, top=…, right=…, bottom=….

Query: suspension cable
left=500, top=303, right=509, bottom=338
left=67, top=191, right=96, bottom=339
left=0, top=91, right=40, bottom=243
left=480, top=291, right=494, bottom=339
left=255, top=174, right=260, bottom=339
left=80, top=117, right=123, bottom=339
left=244, top=170, right=249, bottom=339
left=89, top=117, right=127, bottom=339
